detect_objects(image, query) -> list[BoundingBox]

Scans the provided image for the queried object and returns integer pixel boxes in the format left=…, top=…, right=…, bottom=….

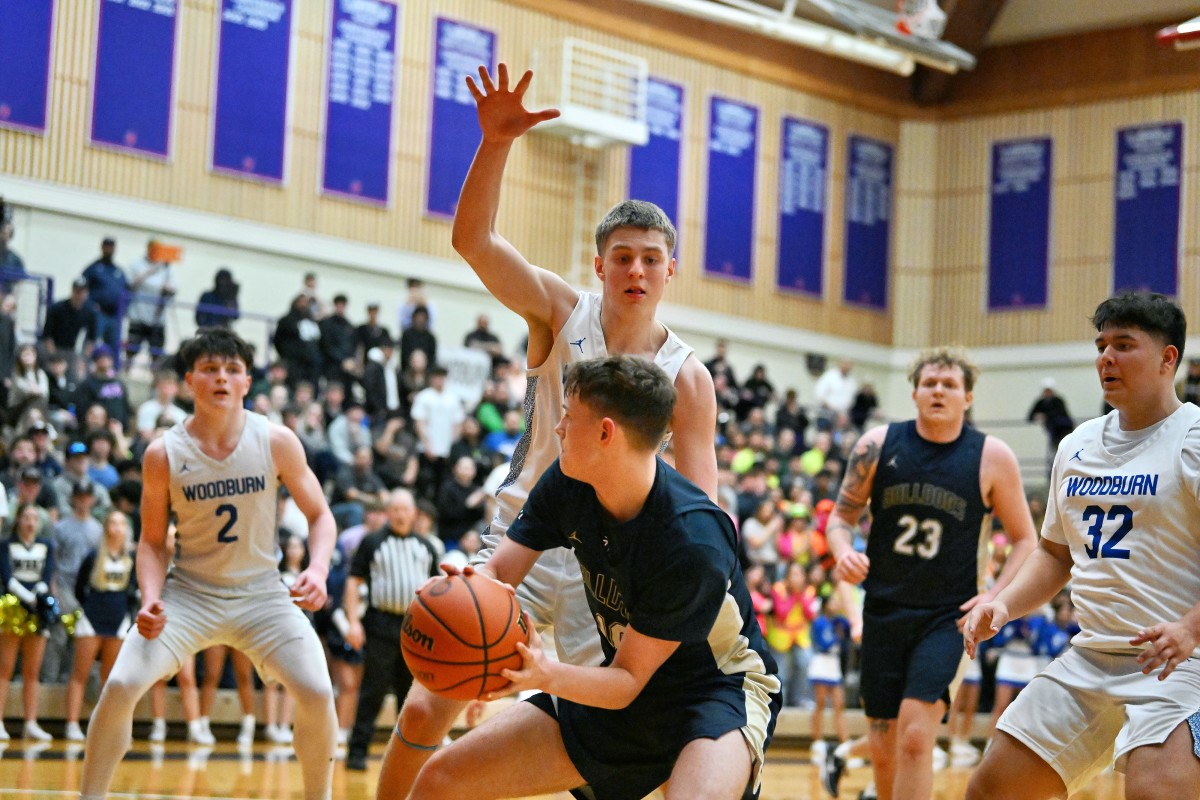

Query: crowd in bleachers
left=0, top=229, right=1078, bottom=762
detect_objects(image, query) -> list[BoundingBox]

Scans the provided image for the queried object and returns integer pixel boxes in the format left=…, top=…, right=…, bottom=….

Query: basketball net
left=896, top=0, right=947, bottom=39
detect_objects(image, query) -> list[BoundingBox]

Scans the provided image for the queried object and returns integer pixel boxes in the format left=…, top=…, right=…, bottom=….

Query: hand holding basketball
left=401, top=571, right=529, bottom=701
left=488, top=622, right=547, bottom=700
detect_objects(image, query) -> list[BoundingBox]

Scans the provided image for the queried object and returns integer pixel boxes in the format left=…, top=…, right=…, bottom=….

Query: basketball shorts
left=996, top=646, right=1200, bottom=797
left=808, top=651, right=843, bottom=686
left=476, top=522, right=605, bottom=667
left=995, top=649, right=1048, bottom=688
left=151, top=577, right=326, bottom=681
left=859, top=602, right=963, bottom=720
left=527, top=671, right=779, bottom=800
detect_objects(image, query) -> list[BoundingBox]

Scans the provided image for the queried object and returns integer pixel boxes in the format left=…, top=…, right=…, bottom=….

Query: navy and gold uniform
left=0, top=535, right=56, bottom=635
left=860, top=420, right=991, bottom=719
left=74, top=548, right=136, bottom=638
left=509, top=459, right=780, bottom=800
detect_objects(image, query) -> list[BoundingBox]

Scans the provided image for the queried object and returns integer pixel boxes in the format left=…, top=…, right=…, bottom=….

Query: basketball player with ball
left=409, top=355, right=779, bottom=800
left=79, top=328, right=339, bottom=800
left=378, top=63, right=717, bottom=796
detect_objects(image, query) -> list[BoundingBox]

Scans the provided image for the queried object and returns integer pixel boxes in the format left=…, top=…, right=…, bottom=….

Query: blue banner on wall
left=425, top=17, right=495, bottom=219
left=91, top=0, right=177, bottom=159
left=704, top=95, right=757, bottom=282
left=211, top=0, right=293, bottom=183
left=844, top=135, right=892, bottom=310
left=0, top=0, right=55, bottom=134
left=629, top=78, right=684, bottom=252
left=1114, top=122, right=1182, bottom=296
left=777, top=117, right=828, bottom=296
left=988, top=137, right=1052, bottom=310
left=321, top=0, right=397, bottom=205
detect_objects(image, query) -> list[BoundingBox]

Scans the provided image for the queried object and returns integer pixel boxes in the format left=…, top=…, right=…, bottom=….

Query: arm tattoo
left=834, top=439, right=881, bottom=525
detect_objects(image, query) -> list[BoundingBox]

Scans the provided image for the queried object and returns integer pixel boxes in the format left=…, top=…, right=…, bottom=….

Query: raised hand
left=465, top=63, right=560, bottom=144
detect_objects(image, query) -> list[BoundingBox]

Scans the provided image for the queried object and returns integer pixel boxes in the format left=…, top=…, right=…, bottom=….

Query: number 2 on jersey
left=1081, top=504, right=1131, bottom=559
left=215, top=504, right=239, bottom=543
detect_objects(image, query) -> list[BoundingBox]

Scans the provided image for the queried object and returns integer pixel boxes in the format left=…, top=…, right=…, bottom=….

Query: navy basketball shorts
left=859, top=602, right=963, bottom=720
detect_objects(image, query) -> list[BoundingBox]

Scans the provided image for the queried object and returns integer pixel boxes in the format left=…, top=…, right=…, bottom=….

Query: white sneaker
left=0, top=722, right=9, bottom=741
left=931, top=745, right=948, bottom=771
left=237, top=715, right=257, bottom=747
left=22, top=721, right=52, bottom=742
left=950, top=740, right=981, bottom=766
left=187, top=720, right=216, bottom=746
left=336, top=727, right=350, bottom=746
left=266, top=723, right=290, bottom=744
left=200, top=717, right=213, bottom=740
left=810, top=738, right=828, bottom=764
left=148, top=718, right=167, bottom=743
left=65, top=721, right=86, bottom=742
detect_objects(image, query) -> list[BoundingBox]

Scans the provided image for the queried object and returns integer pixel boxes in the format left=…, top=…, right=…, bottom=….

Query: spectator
left=44, top=352, right=80, bottom=430
left=400, top=348, right=430, bottom=415
left=54, top=440, right=111, bottom=518
left=434, top=456, right=487, bottom=547
left=813, top=359, right=858, bottom=429
left=321, top=380, right=347, bottom=428
left=0, top=217, right=26, bottom=292
left=397, top=277, right=436, bottom=332
left=0, top=503, right=55, bottom=741
left=1027, top=377, right=1075, bottom=451
left=448, top=416, right=491, bottom=480
left=3, top=467, right=56, bottom=536
left=850, top=382, right=879, bottom=431
left=1177, top=358, right=1200, bottom=405
left=194, top=267, right=239, bottom=329
left=481, top=408, right=523, bottom=462
left=81, top=237, right=127, bottom=352
left=372, top=414, right=418, bottom=490
left=1, top=439, right=58, bottom=512
left=768, top=561, right=817, bottom=709
left=462, top=314, right=503, bottom=360
left=330, top=446, right=389, bottom=530
left=85, top=429, right=120, bottom=490
left=0, top=296, right=17, bottom=410
left=712, top=371, right=739, bottom=424
left=300, top=271, right=327, bottom=320
left=274, top=294, right=323, bottom=390
left=473, top=378, right=512, bottom=434
left=7, top=343, right=49, bottom=425
left=327, top=401, right=373, bottom=468
left=78, top=345, right=132, bottom=431
left=410, top=366, right=464, bottom=500
left=736, top=363, right=776, bottom=422
left=743, top=499, right=783, bottom=578
left=361, top=333, right=403, bottom=422
left=44, top=479, right=103, bottom=683
left=41, top=277, right=96, bottom=362
left=27, top=420, right=63, bottom=480
left=135, top=371, right=187, bottom=441
left=703, top=338, right=739, bottom=389
left=400, top=304, right=437, bottom=372
left=776, top=388, right=810, bottom=445
left=355, top=301, right=392, bottom=359
left=124, top=239, right=177, bottom=368
left=320, top=294, right=359, bottom=388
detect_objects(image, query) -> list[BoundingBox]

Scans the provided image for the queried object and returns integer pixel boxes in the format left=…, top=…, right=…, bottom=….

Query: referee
left=343, top=488, right=440, bottom=771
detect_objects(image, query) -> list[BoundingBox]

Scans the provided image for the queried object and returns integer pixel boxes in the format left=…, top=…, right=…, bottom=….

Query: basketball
left=401, top=572, right=530, bottom=701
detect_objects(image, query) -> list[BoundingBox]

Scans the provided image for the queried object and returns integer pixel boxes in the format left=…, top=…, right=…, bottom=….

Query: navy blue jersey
left=0, top=535, right=55, bottom=593
left=866, top=421, right=990, bottom=609
left=509, top=458, right=777, bottom=701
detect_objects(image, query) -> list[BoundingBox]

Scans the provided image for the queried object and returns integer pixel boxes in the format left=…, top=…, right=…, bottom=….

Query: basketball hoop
left=1157, top=16, right=1200, bottom=50
left=895, top=0, right=947, bottom=40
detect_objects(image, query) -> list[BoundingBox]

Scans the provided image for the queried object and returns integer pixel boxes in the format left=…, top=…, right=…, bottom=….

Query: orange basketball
left=401, top=572, right=529, bottom=701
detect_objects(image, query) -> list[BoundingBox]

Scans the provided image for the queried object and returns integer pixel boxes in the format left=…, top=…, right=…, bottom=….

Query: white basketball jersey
left=165, top=412, right=281, bottom=596
left=492, top=291, right=692, bottom=531
left=1043, top=403, right=1200, bottom=655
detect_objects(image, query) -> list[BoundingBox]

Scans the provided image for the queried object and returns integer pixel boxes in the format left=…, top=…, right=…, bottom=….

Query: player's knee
left=895, top=726, right=933, bottom=763
left=397, top=688, right=457, bottom=742
left=409, top=750, right=455, bottom=800
left=100, top=669, right=150, bottom=705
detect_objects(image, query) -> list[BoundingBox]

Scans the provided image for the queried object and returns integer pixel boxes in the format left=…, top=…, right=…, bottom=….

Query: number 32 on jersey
left=1080, top=504, right=1131, bottom=559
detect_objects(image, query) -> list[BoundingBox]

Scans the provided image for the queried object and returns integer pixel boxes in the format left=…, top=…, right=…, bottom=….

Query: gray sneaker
left=820, top=750, right=846, bottom=798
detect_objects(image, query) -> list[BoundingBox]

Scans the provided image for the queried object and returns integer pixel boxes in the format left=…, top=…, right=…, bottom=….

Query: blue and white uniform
left=997, top=405, right=1200, bottom=795
left=808, top=611, right=849, bottom=686
left=509, top=459, right=780, bottom=800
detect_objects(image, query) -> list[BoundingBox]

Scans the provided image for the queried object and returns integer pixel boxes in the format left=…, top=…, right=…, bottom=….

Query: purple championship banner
left=91, top=0, right=178, bottom=159
left=843, top=135, right=892, bottom=310
left=704, top=95, right=758, bottom=282
left=988, top=137, right=1052, bottom=310
left=629, top=78, right=684, bottom=251
left=425, top=17, right=495, bottom=219
left=0, top=0, right=55, bottom=134
left=1114, top=122, right=1182, bottom=296
left=320, top=0, right=398, bottom=205
left=210, top=0, right=293, bottom=183
left=776, top=117, right=828, bottom=296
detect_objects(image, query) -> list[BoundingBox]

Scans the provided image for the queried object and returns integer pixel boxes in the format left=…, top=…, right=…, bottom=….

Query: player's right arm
left=963, top=538, right=1072, bottom=658
left=136, top=439, right=172, bottom=639
left=827, top=425, right=886, bottom=584
left=451, top=64, right=577, bottom=355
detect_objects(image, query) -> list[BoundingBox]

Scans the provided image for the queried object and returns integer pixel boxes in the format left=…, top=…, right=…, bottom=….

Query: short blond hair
left=908, top=347, right=979, bottom=392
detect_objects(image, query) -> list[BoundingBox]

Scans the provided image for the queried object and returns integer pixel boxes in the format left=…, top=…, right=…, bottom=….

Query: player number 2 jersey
left=165, top=412, right=281, bottom=596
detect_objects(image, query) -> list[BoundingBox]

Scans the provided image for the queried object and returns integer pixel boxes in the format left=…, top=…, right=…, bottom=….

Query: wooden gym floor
left=0, top=739, right=1128, bottom=800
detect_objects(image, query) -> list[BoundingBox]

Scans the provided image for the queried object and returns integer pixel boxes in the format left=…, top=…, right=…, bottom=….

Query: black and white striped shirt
left=349, top=528, right=439, bottom=617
